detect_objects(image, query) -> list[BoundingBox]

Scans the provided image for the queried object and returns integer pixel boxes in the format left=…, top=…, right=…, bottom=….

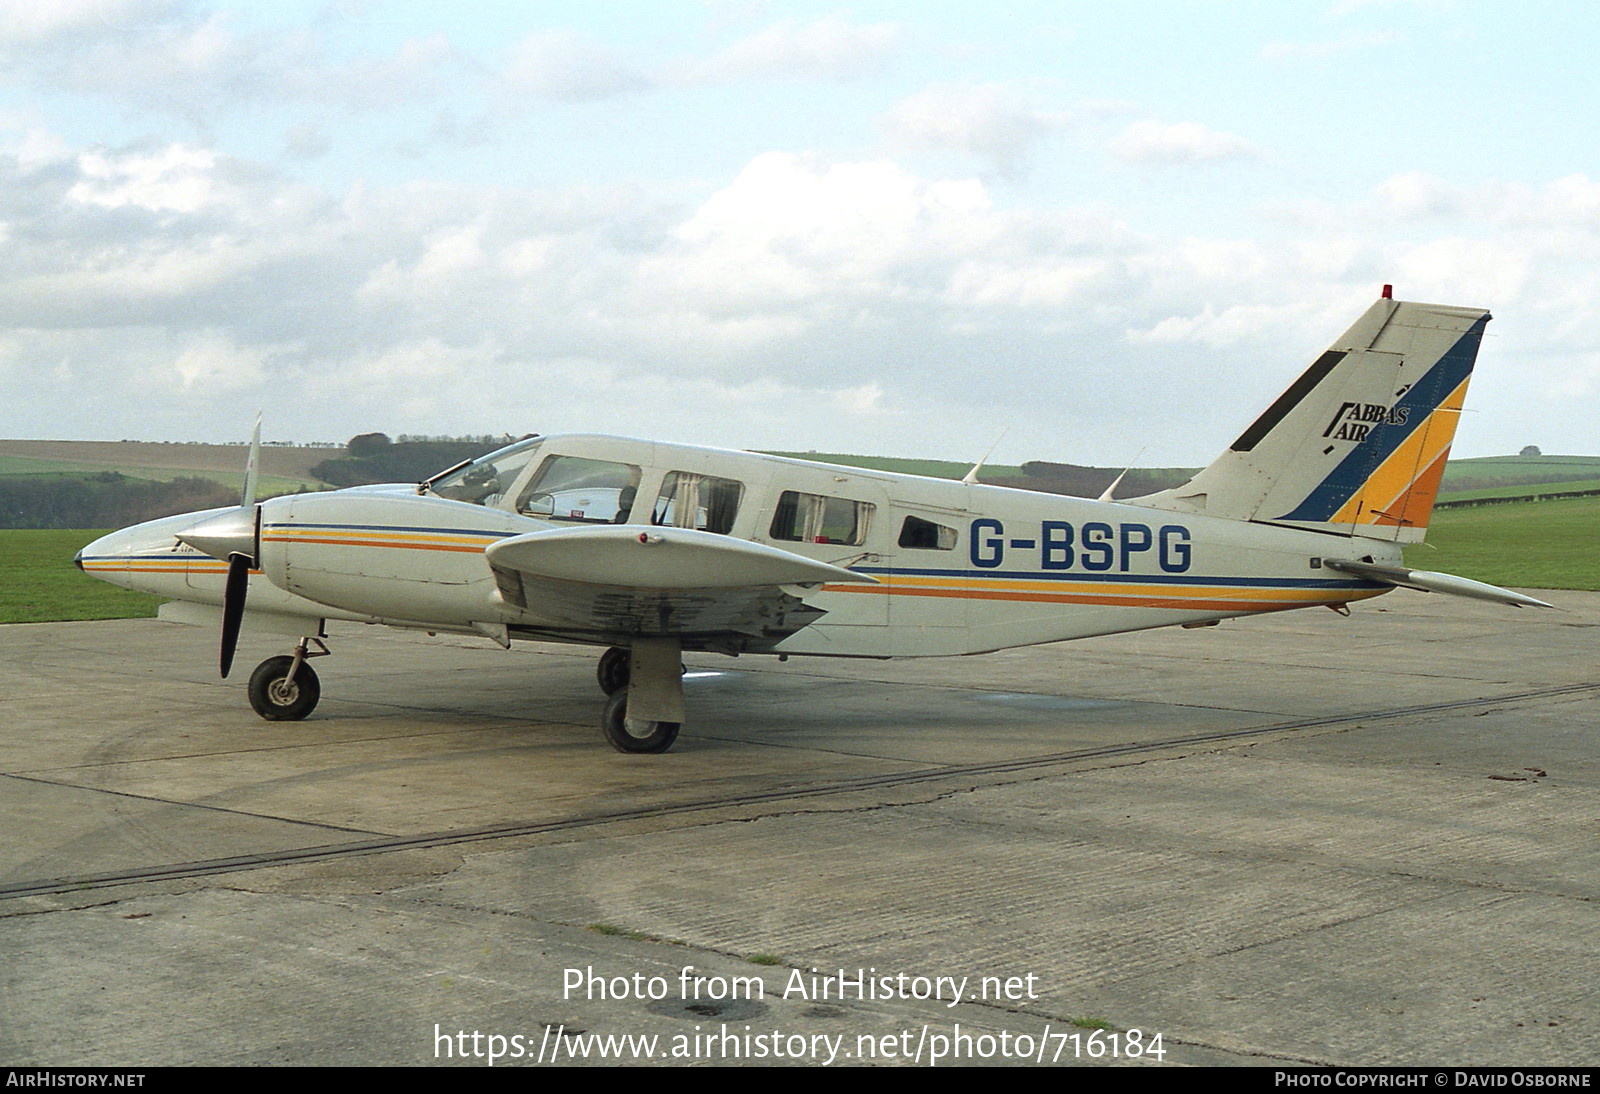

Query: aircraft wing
left=1322, top=559, right=1554, bottom=609
left=485, top=525, right=878, bottom=649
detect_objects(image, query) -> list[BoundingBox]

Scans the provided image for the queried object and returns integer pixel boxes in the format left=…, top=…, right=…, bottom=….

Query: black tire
left=247, top=656, right=321, bottom=721
left=596, top=646, right=630, bottom=695
left=601, top=691, right=679, bottom=754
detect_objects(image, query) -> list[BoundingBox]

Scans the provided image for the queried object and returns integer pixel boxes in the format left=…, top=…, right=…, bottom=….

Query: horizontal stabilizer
left=1322, top=559, right=1554, bottom=609
left=486, top=525, right=878, bottom=589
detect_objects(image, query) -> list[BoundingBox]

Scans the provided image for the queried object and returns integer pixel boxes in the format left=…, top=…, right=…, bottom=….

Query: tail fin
left=1132, top=293, right=1490, bottom=543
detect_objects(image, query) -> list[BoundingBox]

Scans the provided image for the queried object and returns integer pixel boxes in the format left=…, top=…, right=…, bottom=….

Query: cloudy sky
left=0, top=0, right=1595, bottom=466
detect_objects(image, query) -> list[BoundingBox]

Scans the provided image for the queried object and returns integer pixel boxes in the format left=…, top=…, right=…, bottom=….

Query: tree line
left=0, top=473, right=238, bottom=530
left=308, top=432, right=503, bottom=488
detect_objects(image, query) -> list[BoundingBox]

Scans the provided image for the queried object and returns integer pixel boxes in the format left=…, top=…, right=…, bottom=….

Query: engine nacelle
left=257, top=491, right=527, bottom=626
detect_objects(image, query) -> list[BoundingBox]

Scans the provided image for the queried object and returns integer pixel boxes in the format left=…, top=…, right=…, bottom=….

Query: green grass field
left=0, top=529, right=164, bottom=623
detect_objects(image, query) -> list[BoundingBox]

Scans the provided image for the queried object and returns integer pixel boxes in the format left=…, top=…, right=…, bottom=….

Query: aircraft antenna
left=1097, top=446, right=1147, bottom=502
left=962, top=429, right=1009, bottom=485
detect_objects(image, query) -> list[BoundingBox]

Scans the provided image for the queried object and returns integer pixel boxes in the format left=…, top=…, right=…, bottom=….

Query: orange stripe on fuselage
left=822, top=579, right=1385, bottom=613
left=260, top=529, right=495, bottom=554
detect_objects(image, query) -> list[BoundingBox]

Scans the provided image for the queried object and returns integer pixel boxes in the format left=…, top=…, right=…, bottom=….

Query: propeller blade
left=242, top=413, right=262, bottom=507
left=220, top=552, right=250, bottom=678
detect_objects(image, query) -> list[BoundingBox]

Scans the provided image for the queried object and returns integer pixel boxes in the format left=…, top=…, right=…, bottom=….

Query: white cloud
left=1108, top=120, right=1262, bottom=167
left=675, top=16, right=902, bottom=84
left=945, top=254, right=1111, bottom=310
left=1392, top=236, right=1532, bottom=304
left=68, top=144, right=220, bottom=212
left=0, top=0, right=167, bottom=45
left=0, top=6, right=455, bottom=117
left=169, top=331, right=273, bottom=391
left=13, top=126, right=71, bottom=169
left=1374, top=170, right=1458, bottom=219
left=283, top=123, right=330, bottom=162
left=834, top=382, right=889, bottom=416
left=1258, top=31, right=1404, bottom=62
left=501, top=30, right=651, bottom=102
left=1276, top=172, right=1600, bottom=237
left=1128, top=303, right=1301, bottom=349
left=881, top=82, right=1075, bottom=174
left=1325, top=0, right=1448, bottom=17
left=643, top=152, right=997, bottom=311
left=1485, top=174, right=1600, bottom=229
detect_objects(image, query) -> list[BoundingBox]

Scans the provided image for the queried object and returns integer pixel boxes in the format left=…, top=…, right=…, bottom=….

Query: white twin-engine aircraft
left=78, top=290, right=1551, bottom=753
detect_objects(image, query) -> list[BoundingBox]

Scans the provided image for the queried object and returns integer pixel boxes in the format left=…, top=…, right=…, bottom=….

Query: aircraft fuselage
left=79, top=432, right=1395, bottom=660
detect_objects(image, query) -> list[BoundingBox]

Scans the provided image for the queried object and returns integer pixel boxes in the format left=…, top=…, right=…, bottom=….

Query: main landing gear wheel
left=597, top=646, right=630, bottom=695
left=601, top=691, right=680, bottom=754
left=247, top=655, right=321, bottom=721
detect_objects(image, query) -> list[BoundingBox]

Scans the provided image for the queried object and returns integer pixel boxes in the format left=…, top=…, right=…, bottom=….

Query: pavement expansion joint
left=0, top=770, right=393, bottom=836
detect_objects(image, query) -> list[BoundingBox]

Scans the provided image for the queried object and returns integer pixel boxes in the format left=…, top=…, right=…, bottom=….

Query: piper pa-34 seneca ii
left=78, top=289, right=1552, bottom=752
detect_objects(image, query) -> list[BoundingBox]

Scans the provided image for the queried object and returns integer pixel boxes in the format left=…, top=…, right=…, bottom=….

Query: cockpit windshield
left=423, top=437, right=543, bottom=506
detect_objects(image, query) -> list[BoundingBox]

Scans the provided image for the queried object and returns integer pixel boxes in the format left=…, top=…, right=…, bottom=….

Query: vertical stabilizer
left=1130, top=295, right=1490, bottom=543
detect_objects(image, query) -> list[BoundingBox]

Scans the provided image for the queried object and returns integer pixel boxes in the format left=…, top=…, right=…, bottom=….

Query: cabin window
left=770, top=491, right=873, bottom=546
left=898, top=515, right=957, bottom=550
left=516, top=456, right=641, bottom=523
left=652, top=472, right=744, bottom=534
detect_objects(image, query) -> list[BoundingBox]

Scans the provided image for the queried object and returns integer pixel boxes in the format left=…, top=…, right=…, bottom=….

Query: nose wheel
left=246, top=636, right=329, bottom=721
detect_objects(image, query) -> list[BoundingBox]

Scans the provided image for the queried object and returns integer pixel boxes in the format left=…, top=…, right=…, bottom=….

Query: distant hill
left=1438, top=454, right=1600, bottom=497
left=0, top=436, right=508, bottom=528
left=0, top=439, right=331, bottom=484
left=0, top=439, right=330, bottom=529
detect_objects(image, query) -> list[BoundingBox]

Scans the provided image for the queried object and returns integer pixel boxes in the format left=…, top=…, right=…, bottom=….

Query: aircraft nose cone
left=74, top=528, right=121, bottom=573
left=177, top=506, right=258, bottom=563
